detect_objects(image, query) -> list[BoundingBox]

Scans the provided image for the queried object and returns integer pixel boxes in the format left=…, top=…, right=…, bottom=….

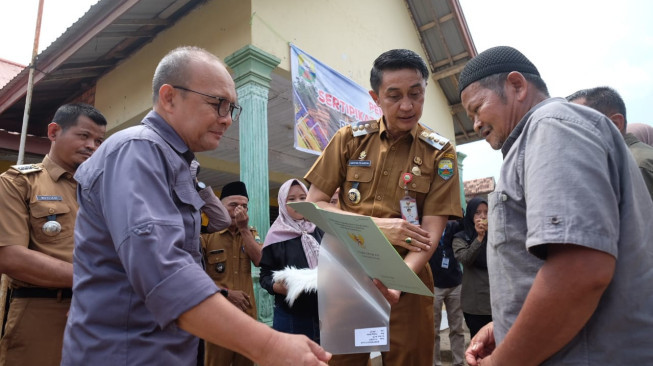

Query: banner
left=291, top=44, right=382, bottom=155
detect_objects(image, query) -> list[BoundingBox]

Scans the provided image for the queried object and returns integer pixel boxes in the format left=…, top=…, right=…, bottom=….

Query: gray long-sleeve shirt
left=62, top=110, right=219, bottom=365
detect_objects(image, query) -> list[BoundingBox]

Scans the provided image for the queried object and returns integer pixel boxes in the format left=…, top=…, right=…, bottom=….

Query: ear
left=157, top=84, right=177, bottom=114
left=47, top=122, right=62, bottom=142
left=506, top=71, right=528, bottom=101
left=369, top=90, right=380, bottom=105
left=609, top=113, right=626, bottom=133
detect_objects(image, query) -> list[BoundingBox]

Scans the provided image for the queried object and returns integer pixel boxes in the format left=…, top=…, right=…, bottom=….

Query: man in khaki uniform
left=201, top=181, right=263, bottom=366
left=305, top=49, right=461, bottom=365
left=0, top=103, right=106, bottom=366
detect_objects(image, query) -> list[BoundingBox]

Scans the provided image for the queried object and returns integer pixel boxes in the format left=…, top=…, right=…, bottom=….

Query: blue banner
left=291, top=44, right=382, bottom=155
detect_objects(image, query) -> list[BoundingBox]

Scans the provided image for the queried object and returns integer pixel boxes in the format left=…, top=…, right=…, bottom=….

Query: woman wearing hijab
left=452, top=197, right=492, bottom=337
left=259, top=179, right=323, bottom=343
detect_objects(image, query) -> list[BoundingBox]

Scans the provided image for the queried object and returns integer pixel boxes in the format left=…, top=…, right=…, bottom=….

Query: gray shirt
left=62, top=111, right=219, bottom=365
left=489, top=98, right=653, bottom=364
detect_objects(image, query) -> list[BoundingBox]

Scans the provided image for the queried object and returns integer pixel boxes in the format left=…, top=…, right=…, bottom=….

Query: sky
left=1, top=1, right=652, bottom=182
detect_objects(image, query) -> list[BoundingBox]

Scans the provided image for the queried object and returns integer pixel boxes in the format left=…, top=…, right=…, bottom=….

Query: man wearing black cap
left=459, top=46, right=653, bottom=365
left=201, top=181, right=262, bottom=366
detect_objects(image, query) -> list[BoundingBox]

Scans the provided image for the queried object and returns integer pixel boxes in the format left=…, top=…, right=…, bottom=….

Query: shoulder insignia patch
left=438, top=159, right=455, bottom=180
left=351, top=120, right=380, bottom=137
left=418, top=130, right=450, bottom=151
left=11, top=164, right=43, bottom=174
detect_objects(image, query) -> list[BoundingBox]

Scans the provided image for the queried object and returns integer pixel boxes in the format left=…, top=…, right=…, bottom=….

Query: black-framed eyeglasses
left=172, top=85, right=242, bottom=122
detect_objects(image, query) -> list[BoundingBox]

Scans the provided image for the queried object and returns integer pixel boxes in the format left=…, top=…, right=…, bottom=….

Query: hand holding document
left=289, top=201, right=433, bottom=296
left=288, top=202, right=433, bottom=355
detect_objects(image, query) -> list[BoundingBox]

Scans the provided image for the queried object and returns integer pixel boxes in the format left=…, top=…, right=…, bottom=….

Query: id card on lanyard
left=399, top=172, right=419, bottom=225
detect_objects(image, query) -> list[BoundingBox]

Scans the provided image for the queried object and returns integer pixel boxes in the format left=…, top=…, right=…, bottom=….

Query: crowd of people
left=0, top=42, right=652, bottom=366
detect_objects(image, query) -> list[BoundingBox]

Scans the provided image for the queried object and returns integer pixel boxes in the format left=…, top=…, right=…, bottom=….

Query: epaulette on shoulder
left=418, top=125, right=450, bottom=151
left=350, top=120, right=380, bottom=137
left=10, top=164, right=43, bottom=175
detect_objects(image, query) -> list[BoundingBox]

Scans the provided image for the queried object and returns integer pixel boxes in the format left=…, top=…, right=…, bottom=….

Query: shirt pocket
left=205, top=249, right=228, bottom=281
left=396, top=174, right=431, bottom=194
left=172, top=183, right=205, bottom=253
left=346, top=166, right=374, bottom=183
left=345, top=165, right=374, bottom=199
left=29, top=200, right=73, bottom=243
left=487, top=191, right=506, bottom=246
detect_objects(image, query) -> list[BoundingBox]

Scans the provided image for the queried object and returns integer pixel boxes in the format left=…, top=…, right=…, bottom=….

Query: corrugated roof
left=0, top=58, right=25, bottom=89
left=0, top=0, right=207, bottom=137
left=404, top=0, right=479, bottom=145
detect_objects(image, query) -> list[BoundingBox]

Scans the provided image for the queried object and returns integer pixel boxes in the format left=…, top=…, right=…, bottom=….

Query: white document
left=289, top=202, right=434, bottom=354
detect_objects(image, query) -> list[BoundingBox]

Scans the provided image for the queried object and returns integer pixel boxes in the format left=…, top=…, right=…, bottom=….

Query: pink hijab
left=263, top=179, right=320, bottom=268
left=627, top=123, right=653, bottom=146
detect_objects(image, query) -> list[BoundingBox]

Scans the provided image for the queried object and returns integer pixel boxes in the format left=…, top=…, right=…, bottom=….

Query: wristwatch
left=196, top=181, right=206, bottom=192
left=220, top=288, right=229, bottom=298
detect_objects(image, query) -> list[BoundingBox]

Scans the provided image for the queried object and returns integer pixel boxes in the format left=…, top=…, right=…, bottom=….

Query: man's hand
left=259, top=331, right=331, bottom=366
left=226, top=290, right=251, bottom=312
left=234, top=206, right=249, bottom=231
left=466, top=322, right=496, bottom=365
left=372, top=279, right=401, bottom=305
left=373, top=217, right=431, bottom=252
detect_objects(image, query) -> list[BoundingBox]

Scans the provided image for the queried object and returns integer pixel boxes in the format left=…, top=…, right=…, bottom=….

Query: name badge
left=400, top=197, right=419, bottom=225
left=348, top=160, right=371, bottom=167
left=441, top=256, right=450, bottom=269
left=37, top=195, right=63, bottom=201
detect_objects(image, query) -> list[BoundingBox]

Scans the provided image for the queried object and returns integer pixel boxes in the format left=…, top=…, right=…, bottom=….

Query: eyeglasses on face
left=172, top=85, right=242, bottom=122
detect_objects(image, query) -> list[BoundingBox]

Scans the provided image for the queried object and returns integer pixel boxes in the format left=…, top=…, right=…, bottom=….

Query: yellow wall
left=250, top=0, right=455, bottom=140
left=95, top=0, right=252, bottom=133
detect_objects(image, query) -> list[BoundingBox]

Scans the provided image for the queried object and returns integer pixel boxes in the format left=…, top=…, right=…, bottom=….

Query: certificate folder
left=289, top=202, right=433, bottom=296
left=288, top=202, right=433, bottom=354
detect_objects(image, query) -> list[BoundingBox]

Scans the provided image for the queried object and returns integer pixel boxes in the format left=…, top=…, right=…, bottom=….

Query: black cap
left=458, top=46, right=539, bottom=95
left=220, top=181, right=248, bottom=199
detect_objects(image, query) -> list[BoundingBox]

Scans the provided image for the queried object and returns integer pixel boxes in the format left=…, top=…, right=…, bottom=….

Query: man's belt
left=12, top=288, right=73, bottom=299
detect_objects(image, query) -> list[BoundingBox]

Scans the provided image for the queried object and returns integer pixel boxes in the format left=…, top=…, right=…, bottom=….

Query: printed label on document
left=355, top=327, right=388, bottom=347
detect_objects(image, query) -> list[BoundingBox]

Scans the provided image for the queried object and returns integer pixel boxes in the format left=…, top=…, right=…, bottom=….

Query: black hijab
left=455, top=197, right=488, bottom=268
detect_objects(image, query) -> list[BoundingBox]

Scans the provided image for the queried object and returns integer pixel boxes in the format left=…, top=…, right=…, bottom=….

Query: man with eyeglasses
left=61, top=46, right=330, bottom=366
left=200, top=181, right=262, bottom=366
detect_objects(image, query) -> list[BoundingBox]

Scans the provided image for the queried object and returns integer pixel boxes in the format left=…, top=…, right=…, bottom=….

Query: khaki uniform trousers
left=0, top=297, right=70, bottom=366
left=329, top=265, right=435, bottom=366
left=205, top=340, right=254, bottom=366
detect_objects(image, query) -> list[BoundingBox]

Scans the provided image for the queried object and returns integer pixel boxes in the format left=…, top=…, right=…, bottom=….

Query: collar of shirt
left=43, top=154, right=73, bottom=182
left=142, top=110, right=196, bottom=165
left=501, top=97, right=564, bottom=158
left=379, top=116, right=419, bottom=142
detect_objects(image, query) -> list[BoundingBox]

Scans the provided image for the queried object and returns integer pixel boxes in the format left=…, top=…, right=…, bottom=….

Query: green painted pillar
left=225, top=45, right=280, bottom=326
left=457, top=151, right=467, bottom=213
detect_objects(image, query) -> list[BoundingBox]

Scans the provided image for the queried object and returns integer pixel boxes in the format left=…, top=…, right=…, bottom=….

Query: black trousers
left=463, top=312, right=492, bottom=338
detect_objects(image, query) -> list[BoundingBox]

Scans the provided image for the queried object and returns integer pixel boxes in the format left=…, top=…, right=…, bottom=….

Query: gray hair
left=151, top=46, right=222, bottom=103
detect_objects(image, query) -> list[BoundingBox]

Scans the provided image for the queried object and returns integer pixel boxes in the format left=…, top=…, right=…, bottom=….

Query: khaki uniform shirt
left=0, top=155, right=77, bottom=288
left=624, top=132, right=653, bottom=201
left=307, top=117, right=461, bottom=365
left=305, top=117, right=461, bottom=234
left=201, top=227, right=261, bottom=319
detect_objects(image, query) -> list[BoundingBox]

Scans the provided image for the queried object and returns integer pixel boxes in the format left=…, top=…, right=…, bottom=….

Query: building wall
left=250, top=0, right=455, bottom=139
left=94, top=0, right=252, bottom=133
left=95, top=0, right=455, bottom=140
